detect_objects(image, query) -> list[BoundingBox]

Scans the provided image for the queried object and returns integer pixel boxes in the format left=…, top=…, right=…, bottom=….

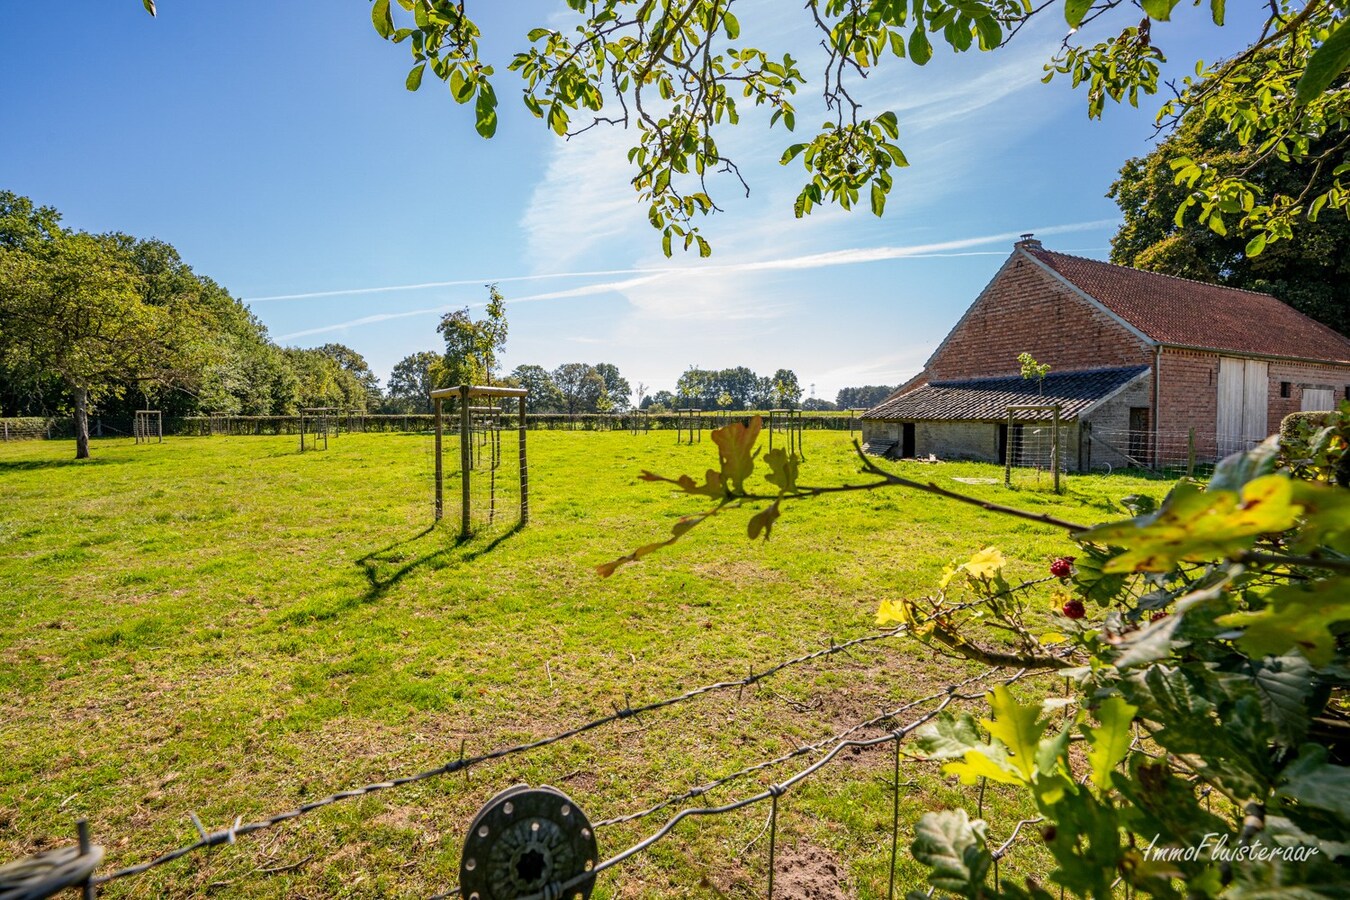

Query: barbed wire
left=592, top=665, right=1007, bottom=829
left=493, top=661, right=1061, bottom=900
left=10, top=577, right=1056, bottom=896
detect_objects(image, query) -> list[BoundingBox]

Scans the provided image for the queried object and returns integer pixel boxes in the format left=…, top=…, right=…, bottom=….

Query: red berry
left=1050, top=557, right=1074, bottom=579
left=1150, top=611, right=1169, bottom=623
left=1062, top=599, right=1086, bottom=620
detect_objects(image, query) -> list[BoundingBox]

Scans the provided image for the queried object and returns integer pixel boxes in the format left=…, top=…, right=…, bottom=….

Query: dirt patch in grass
left=773, top=841, right=853, bottom=899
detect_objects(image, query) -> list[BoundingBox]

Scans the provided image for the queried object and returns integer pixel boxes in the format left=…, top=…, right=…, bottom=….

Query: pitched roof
left=865, top=366, right=1148, bottom=422
left=1025, top=247, right=1350, bottom=363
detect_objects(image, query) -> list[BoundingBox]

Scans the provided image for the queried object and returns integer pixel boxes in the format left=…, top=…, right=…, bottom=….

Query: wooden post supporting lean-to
left=434, top=397, right=444, bottom=521
left=460, top=385, right=472, bottom=540
left=519, top=394, right=529, bottom=525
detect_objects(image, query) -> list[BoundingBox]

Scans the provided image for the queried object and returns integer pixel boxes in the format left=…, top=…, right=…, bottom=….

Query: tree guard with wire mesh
left=133, top=410, right=162, bottom=444
left=431, top=385, right=529, bottom=539
left=298, top=407, right=337, bottom=452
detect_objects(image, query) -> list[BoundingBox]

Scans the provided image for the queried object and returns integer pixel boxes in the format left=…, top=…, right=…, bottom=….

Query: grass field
left=0, top=429, right=1170, bottom=898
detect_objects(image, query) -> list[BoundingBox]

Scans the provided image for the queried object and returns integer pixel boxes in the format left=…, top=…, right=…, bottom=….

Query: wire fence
left=0, top=412, right=870, bottom=442
left=1084, top=427, right=1265, bottom=473
left=1, top=582, right=1060, bottom=900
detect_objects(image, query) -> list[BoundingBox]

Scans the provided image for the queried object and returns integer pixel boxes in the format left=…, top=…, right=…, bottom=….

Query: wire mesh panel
left=1004, top=422, right=1070, bottom=489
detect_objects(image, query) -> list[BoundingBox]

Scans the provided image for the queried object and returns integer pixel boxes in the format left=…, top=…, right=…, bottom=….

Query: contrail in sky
left=250, top=219, right=1114, bottom=305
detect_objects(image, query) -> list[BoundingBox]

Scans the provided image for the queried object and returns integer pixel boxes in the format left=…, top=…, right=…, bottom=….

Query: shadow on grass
left=356, top=521, right=524, bottom=601
left=0, top=457, right=118, bottom=472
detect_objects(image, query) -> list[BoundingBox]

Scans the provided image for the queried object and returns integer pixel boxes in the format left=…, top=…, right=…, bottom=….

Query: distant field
left=0, top=430, right=1169, bottom=898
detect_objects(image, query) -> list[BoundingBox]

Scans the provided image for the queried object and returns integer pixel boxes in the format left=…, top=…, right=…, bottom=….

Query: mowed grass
left=0, top=430, right=1169, bottom=898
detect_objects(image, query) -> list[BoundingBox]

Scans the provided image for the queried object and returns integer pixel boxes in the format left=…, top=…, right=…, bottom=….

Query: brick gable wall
left=926, top=253, right=1154, bottom=381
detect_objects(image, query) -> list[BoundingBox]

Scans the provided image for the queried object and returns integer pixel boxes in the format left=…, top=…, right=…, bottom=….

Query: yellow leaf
left=877, top=598, right=908, bottom=627
left=964, top=546, right=1006, bottom=580
left=944, top=750, right=1024, bottom=786
left=1038, top=632, right=1068, bottom=645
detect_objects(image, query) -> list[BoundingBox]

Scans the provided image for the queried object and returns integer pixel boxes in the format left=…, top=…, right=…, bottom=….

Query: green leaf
left=1139, top=0, right=1178, bottom=20
left=1276, top=745, right=1350, bottom=823
left=981, top=685, right=1048, bottom=780
left=910, top=809, right=991, bottom=895
left=1216, top=578, right=1349, bottom=667
left=1075, top=476, right=1303, bottom=573
left=449, top=68, right=473, bottom=103
left=405, top=62, right=426, bottom=91
left=371, top=0, right=394, bottom=39
left=763, top=447, right=799, bottom=494
left=142, top=0, right=156, bottom=16
left=870, top=182, right=886, bottom=216
left=1296, top=20, right=1350, bottom=105
left=908, top=28, right=932, bottom=66
left=1209, top=0, right=1225, bottom=25
left=1064, top=0, right=1093, bottom=27
left=1245, top=232, right=1267, bottom=256
left=915, top=712, right=984, bottom=761
left=1237, top=653, right=1314, bottom=747
left=1112, top=610, right=1182, bottom=670
left=710, top=416, right=761, bottom=493
left=1086, top=697, right=1137, bottom=789
left=474, top=82, right=498, bottom=138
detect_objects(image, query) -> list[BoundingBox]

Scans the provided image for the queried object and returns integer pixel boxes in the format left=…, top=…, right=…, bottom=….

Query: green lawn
left=0, top=429, right=1169, bottom=898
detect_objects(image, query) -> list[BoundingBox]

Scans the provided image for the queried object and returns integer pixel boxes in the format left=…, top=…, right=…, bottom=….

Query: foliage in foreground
left=606, top=408, right=1350, bottom=896
left=334, top=1, right=1350, bottom=256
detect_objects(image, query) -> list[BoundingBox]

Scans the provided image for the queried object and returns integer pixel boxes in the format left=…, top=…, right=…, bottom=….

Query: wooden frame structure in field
left=767, top=408, right=803, bottom=459
left=431, top=385, right=529, bottom=539
left=299, top=407, right=338, bottom=452
left=134, top=410, right=163, bottom=444
left=675, top=408, right=702, bottom=444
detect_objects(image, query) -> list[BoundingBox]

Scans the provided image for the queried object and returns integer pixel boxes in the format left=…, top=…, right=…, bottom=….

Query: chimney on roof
left=1016, top=233, right=1042, bottom=249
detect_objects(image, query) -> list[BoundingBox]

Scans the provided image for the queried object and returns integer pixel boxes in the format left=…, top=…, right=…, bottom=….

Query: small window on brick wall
left=1280, top=382, right=1291, bottom=398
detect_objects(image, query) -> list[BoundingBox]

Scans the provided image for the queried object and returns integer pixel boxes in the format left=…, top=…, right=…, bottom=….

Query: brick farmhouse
left=862, top=236, right=1350, bottom=470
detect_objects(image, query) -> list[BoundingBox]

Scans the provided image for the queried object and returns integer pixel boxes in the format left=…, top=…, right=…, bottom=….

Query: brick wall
left=1156, top=349, right=1219, bottom=458
left=1267, top=360, right=1350, bottom=424
left=927, top=252, right=1153, bottom=381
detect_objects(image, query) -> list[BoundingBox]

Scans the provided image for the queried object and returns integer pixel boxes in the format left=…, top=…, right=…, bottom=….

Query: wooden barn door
left=1302, top=387, right=1336, bottom=411
left=1216, top=358, right=1268, bottom=456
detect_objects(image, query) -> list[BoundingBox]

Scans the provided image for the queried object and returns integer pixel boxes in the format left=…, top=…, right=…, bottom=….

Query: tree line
left=0, top=191, right=894, bottom=458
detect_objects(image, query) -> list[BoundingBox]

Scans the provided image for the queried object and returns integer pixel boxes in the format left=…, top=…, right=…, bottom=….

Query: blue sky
left=1, top=2, right=1264, bottom=402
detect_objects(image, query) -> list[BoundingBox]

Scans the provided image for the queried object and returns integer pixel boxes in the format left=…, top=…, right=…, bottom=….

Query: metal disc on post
left=460, top=784, right=597, bottom=900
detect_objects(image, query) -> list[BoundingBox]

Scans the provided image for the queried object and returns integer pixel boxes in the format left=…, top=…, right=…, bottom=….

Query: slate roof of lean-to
left=864, top=366, right=1149, bottom=422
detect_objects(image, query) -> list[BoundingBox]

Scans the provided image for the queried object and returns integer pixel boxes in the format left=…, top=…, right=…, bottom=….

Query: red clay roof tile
left=1026, top=248, right=1350, bottom=363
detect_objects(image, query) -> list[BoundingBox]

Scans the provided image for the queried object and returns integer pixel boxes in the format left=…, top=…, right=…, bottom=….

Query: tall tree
left=1109, top=78, right=1350, bottom=335
left=0, top=232, right=187, bottom=458
left=385, top=350, right=440, bottom=413
left=319, top=343, right=383, bottom=408
left=770, top=369, right=803, bottom=409
left=836, top=385, right=896, bottom=409
left=433, top=284, right=509, bottom=388
left=593, top=363, right=631, bottom=411
left=552, top=363, right=607, bottom=414
left=511, top=364, right=564, bottom=413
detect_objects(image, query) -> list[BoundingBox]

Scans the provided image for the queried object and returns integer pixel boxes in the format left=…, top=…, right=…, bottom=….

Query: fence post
left=1187, top=428, right=1196, bottom=479
left=1051, top=407, right=1061, bottom=494
left=460, top=386, right=472, bottom=540
left=434, top=398, right=443, bottom=521
left=519, top=394, right=529, bottom=526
